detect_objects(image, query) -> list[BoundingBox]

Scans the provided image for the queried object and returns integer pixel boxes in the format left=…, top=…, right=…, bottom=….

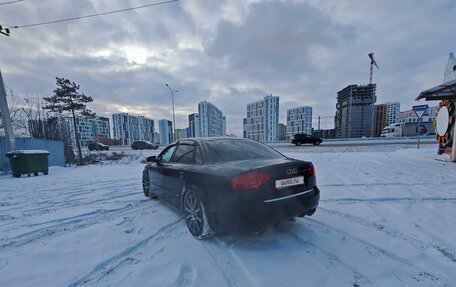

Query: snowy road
left=1, top=146, right=456, bottom=286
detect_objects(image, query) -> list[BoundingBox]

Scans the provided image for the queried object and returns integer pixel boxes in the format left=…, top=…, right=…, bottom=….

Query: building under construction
left=335, top=84, right=377, bottom=138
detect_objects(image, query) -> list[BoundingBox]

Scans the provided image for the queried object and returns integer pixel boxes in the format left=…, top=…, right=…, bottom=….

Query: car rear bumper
left=208, top=186, right=320, bottom=232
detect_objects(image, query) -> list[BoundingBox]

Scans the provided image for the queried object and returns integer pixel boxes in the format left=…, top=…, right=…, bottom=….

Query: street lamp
left=165, top=83, right=178, bottom=142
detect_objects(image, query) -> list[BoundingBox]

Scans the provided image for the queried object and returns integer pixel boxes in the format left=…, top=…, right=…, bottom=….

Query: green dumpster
left=5, top=150, right=50, bottom=178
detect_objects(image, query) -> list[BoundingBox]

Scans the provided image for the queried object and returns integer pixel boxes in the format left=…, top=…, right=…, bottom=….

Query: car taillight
left=309, top=164, right=315, bottom=177
left=232, top=171, right=270, bottom=190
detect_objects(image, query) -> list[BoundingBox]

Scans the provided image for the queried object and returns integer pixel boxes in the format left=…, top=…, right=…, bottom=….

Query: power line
left=7, top=0, right=179, bottom=29
left=0, top=0, right=25, bottom=6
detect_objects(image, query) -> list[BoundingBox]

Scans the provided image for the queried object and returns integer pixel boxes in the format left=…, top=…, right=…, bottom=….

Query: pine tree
left=43, top=77, right=95, bottom=164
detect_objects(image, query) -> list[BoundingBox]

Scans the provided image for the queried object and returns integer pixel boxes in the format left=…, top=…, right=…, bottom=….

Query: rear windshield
left=205, top=139, right=284, bottom=162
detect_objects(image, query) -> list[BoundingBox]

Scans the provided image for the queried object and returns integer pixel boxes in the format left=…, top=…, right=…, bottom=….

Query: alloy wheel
left=184, top=192, right=204, bottom=236
left=142, top=171, right=150, bottom=197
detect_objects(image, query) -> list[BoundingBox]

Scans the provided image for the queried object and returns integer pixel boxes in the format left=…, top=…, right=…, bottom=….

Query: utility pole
left=165, top=83, right=178, bottom=142
left=318, top=116, right=321, bottom=138
left=0, top=70, right=15, bottom=151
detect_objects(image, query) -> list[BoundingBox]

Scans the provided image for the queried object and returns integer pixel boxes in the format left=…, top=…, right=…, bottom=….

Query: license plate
left=275, top=176, right=304, bottom=189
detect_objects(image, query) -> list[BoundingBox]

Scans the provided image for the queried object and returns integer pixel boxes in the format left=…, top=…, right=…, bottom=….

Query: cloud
left=0, top=0, right=455, bottom=136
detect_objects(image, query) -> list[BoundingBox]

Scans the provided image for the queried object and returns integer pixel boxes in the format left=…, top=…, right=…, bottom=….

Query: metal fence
left=0, top=137, right=65, bottom=171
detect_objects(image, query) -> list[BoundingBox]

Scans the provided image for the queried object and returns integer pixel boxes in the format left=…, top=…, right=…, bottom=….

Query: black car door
left=162, top=142, right=196, bottom=208
left=149, top=145, right=176, bottom=199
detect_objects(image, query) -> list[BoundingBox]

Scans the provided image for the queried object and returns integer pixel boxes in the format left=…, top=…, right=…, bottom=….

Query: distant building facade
left=243, top=95, right=279, bottom=142
left=372, top=104, right=387, bottom=137
left=399, top=107, right=436, bottom=124
left=159, top=119, right=173, bottom=145
left=313, top=129, right=336, bottom=139
left=112, top=113, right=155, bottom=145
left=335, top=84, right=377, bottom=138
left=29, top=115, right=111, bottom=148
left=60, top=115, right=111, bottom=148
left=286, top=106, right=312, bottom=140
left=181, top=127, right=189, bottom=139
left=188, top=113, right=200, bottom=137
left=385, top=102, right=400, bottom=126
left=198, top=101, right=225, bottom=137
left=278, top=123, right=287, bottom=141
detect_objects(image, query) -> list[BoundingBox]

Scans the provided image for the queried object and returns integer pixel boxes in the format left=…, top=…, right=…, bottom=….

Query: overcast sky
left=0, top=0, right=454, bottom=135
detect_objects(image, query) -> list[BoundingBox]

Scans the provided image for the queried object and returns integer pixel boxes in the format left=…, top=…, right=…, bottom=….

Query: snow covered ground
left=1, top=145, right=456, bottom=286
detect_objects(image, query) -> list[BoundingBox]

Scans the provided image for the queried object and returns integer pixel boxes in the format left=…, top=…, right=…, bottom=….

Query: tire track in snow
left=320, top=182, right=456, bottom=187
left=16, top=192, right=141, bottom=220
left=292, top=219, right=447, bottom=286
left=67, top=218, right=183, bottom=287
left=321, top=197, right=456, bottom=204
left=280, top=226, right=373, bottom=287
left=0, top=201, right=156, bottom=250
left=320, top=207, right=456, bottom=264
left=200, top=239, right=255, bottom=287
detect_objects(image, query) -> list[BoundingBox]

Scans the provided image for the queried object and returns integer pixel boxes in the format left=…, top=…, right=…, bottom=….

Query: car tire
left=306, top=208, right=316, bottom=216
left=183, top=189, right=214, bottom=239
left=296, top=141, right=302, bottom=146
left=142, top=170, right=158, bottom=199
left=313, top=141, right=320, bottom=146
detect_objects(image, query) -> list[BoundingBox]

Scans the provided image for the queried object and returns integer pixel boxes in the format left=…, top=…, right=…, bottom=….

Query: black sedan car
left=88, top=142, right=109, bottom=151
left=142, top=137, right=320, bottom=239
left=131, top=140, right=159, bottom=150
left=291, top=134, right=323, bottom=146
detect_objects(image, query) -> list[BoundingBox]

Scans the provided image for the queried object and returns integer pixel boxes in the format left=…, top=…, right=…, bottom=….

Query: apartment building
left=286, top=106, right=312, bottom=140
left=243, top=95, right=279, bottom=142
left=159, top=119, right=173, bottom=145
left=112, top=113, right=155, bottom=145
left=198, top=101, right=225, bottom=137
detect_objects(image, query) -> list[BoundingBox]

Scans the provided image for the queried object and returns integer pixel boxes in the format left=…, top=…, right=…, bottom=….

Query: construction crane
left=368, top=52, right=379, bottom=85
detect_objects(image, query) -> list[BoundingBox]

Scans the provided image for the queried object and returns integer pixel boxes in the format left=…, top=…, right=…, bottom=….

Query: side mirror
left=146, top=156, right=157, bottom=163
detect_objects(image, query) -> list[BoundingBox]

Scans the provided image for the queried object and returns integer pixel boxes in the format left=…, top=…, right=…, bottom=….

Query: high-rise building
left=198, top=101, right=225, bottom=137
left=286, top=106, right=312, bottom=139
left=372, top=104, right=387, bottom=137
left=112, top=113, right=155, bottom=145
left=385, top=102, right=400, bottom=126
left=243, top=95, right=279, bottom=142
left=181, top=127, right=189, bottom=139
left=59, top=115, right=111, bottom=148
left=278, top=123, right=287, bottom=140
left=159, top=119, right=173, bottom=145
left=188, top=113, right=200, bottom=137
left=335, top=84, right=377, bottom=138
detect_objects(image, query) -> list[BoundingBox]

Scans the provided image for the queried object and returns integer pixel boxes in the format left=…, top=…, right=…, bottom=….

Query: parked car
left=291, top=134, right=323, bottom=146
left=88, top=142, right=109, bottom=151
left=142, top=137, right=320, bottom=239
left=131, top=140, right=159, bottom=150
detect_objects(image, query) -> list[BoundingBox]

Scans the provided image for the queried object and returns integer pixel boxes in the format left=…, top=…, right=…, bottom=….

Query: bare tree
left=0, top=89, right=28, bottom=136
